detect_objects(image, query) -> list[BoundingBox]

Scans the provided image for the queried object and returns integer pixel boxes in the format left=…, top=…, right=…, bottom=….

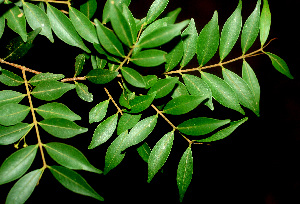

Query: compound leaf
left=148, top=77, right=179, bottom=99
left=75, top=82, right=93, bottom=102
left=89, top=100, right=109, bottom=124
left=28, top=73, right=65, bottom=86
left=0, top=123, right=33, bottom=145
left=148, top=131, right=174, bottom=182
left=49, top=165, right=104, bottom=201
left=260, top=0, right=271, bottom=46
left=86, top=68, right=119, bottom=84
left=117, top=113, right=142, bottom=135
left=121, top=67, right=146, bottom=88
left=44, top=142, right=102, bottom=174
left=131, top=49, right=167, bottom=67
left=0, top=69, right=24, bottom=86
left=0, top=90, right=25, bottom=106
left=265, top=52, right=294, bottom=79
left=0, top=145, right=38, bottom=185
left=39, top=118, right=88, bottom=139
left=0, top=103, right=30, bottom=126
left=146, top=0, right=169, bottom=25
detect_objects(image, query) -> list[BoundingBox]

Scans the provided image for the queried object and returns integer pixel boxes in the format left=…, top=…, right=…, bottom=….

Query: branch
left=104, top=87, right=123, bottom=115
left=0, top=58, right=42, bottom=74
left=61, top=76, right=87, bottom=82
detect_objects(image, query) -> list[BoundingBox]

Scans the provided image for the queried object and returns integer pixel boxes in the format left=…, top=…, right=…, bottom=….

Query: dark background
left=0, top=0, right=299, bottom=203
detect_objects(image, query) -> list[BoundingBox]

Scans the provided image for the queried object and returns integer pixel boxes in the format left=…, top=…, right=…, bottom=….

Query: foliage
left=0, top=0, right=293, bottom=203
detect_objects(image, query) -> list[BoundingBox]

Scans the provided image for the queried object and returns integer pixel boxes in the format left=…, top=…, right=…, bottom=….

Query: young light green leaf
left=0, top=90, right=25, bottom=106
left=31, top=81, right=75, bottom=101
left=197, top=11, right=219, bottom=67
left=0, top=69, right=24, bottom=86
left=148, top=77, right=179, bottom=99
left=4, top=6, right=27, bottom=42
left=94, top=18, right=125, bottom=57
left=222, top=67, right=259, bottom=116
left=241, top=0, right=261, bottom=54
left=122, top=4, right=138, bottom=43
left=36, top=102, right=81, bottom=121
left=89, top=114, right=118, bottom=149
left=44, top=142, right=102, bottom=174
left=0, top=145, right=38, bottom=185
left=131, top=49, right=167, bottom=67
left=28, top=73, right=65, bottom=86
left=104, top=130, right=128, bottom=174
left=177, top=117, right=230, bottom=136
left=75, top=82, right=93, bottom=102
left=80, top=0, right=97, bottom=19
left=6, top=169, right=43, bottom=204
left=39, top=118, right=88, bottom=138
left=166, top=7, right=181, bottom=24
left=165, top=40, right=184, bottom=72
left=129, top=92, right=156, bottom=113
left=242, top=60, right=260, bottom=114
left=146, top=0, right=169, bottom=24
left=86, top=69, right=119, bottom=84
left=197, top=117, right=248, bottom=142
left=177, top=147, right=193, bottom=202
left=260, top=0, right=271, bottom=46
left=219, top=0, right=242, bottom=61
left=137, top=142, right=151, bottom=163
left=117, top=113, right=142, bottom=135
left=69, top=6, right=98, bottom=44
left=148, top=131, right=174, bottom=183
left=0, top=123, right=33, bottom=145
left=163, top=95, right=206, bottom=115
left=201, top=71, right=245, bottom=115
left=89, top=100, right=109, bottom=124
left=23, top=2, right=54, bottom=42
left=121, top=67, right=146, bottom=88
left=49, top=165, right=104, bottom=201
left=47, top=4, right=90, bottom=53
left=110, top=3, right=133, bottom=46
left=180, top=18, right=198, bottom=68
left=265, top=52, right=294, bottom=79
left=0, top=103, right=30, bottom=126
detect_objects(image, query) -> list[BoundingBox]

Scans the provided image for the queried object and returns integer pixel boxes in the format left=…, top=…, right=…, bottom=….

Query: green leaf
left=0, top=16, right=5, bottom=39
left=265, top=52, right=294, bottom=79
left=129, top=92, right=156, bottom=113
left=201, top=71, right=245, bottom=115
left=122, top=4, right=138, bottom=43
left=144, top=75, right=158, bottom=89
left=131, top=49, right=167, bottom=67
left=39, top=118, right=88, bottom=139
left=241, top=0, right=261, bottom=54
left=0, top=69, right=24, bottom=86
left=121, top=67, right=146, bottom=88
left=165, top=40, right=184, bottom=72
left=0, top=90, right=25, bottom=106
left=171, top=82, right=189, bottom=98
left=4, top=5, right=27, bottom=42
left=219, top=0, right=242, bottom=61
left=163, top=95, right=206, bottom=115
left=182, top=74, right=214, bottom=110
left=0, top=145, right=38, bottom=185
left=260, top=0, right=271, bottom=46
left=46, top=3, right=90, bottom=53
left=69, top=6, right=98, bottom=44
left=0, top=123, right=33, bottom=145
left=148, top=131, right=174, bottom=182
left=86, top=68, right=119, bottom=84
left=177, top=117, right=230, bottom=136
left=180, top=18, right=198, bottom=68
left=222, top=67, right=259, bottom=116
left=31, top=81, right=75, bottom=101
left=148, top=77, right=179, bottom=99
left=197, top=11, right=219, bottom=67
left=94, top=18, right=125, bottom=57
left=242, top=60, right=260, bottom=114
left=197, top=117, right=248, bottom=142
left=49, top=165, right=104, bottom=201
left=177, top=147, right=193, bottom=202
left=146, top=0, right=169, bottom=24
left=137, top=142, right=151, bottom=163
left=75, top=82, right=93, bottom=102
left=0, top=103, right=30, bottom=126
left=80, top=0, right=97, bottom=19
left=117, top=113, right=142, bottom=135
left=102, top=0, right=131, bottom=24
left=110, top=3, right=133, bottom=46
left=89, top=100, right=109, bottom=124
left=137, top=20, right=189, bottom=48
left=121, top=115, right=158, bottom=151
left=36, top=102, right=81, bottom=121
left=28, top=73, right=65, bottom=86
left=166, top=7, right=181, bottom=24
left=23, top=2, right=54, bottom=42
left=6, top=169, right=43, bottom=204
left=44, top=142, right=102, bottom=174
left=3, top=28, right=41, bottom=61
left=89, top=114, right=118, bottom=149
left=104, top=130, right=128, bottom=174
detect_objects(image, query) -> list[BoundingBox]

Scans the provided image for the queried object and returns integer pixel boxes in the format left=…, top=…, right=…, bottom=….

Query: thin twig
left=104, top=87, right=123, bottom=115
left=61, top=76, right=87, bottom=82
left=0, top=58, right=42, bottom=74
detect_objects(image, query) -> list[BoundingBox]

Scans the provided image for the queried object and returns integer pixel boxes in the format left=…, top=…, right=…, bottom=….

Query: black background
left=0, top=0, right=299, bottom=203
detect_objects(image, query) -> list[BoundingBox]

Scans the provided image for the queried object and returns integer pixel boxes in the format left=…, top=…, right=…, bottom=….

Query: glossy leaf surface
left=165, top=40, right=184, bottom=72
left=137, top=142, right=151, bottom=163
left=260, top=0, right=271, bottom=46
left=146, top=0, right=169, bottom=24
left=148, top=77, right=179, bottom=99
left=86, top=69, right=118, bottom=84
left=265, top=52, right=294, bottom=79
left=0, top=69, right=24, bottom=86
left=117, top=113, right=142, bottom=135
left=129, top=92, right=156, bottom=113
left=89, top=100, right=109, bottom=124
left=121, top=67, right=146, bottom=88
left=28, top=73, right=65, bottom=86
left=131, top=49, right=167, bottom=67
left=80, top=0, right=97, bottom=19
left=0, top=90, right=25, bottom=106
left=4, top=6, right=27, bottom=42
left=0, top=103, right=30, bottom=126
left=0, top=123, right=33, bottom=145
left=75, top=82, right=93, bottom=102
